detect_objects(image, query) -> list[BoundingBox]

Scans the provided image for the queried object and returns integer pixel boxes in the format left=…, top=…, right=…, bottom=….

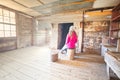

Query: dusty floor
left=0, top=46, right=118, bottom=80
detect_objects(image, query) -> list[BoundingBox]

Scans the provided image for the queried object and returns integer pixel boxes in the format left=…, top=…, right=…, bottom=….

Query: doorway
left=57, top=23, right=73, bottom=49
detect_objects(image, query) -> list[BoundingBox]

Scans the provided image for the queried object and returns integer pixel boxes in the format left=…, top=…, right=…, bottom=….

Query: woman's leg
left=60, top=45, right=67, bottom=54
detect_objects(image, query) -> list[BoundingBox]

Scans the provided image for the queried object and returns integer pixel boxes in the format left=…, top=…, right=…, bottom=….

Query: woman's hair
left=69, top=26, right=74, bottom=32
left=69, top=26, right=75, bottom=36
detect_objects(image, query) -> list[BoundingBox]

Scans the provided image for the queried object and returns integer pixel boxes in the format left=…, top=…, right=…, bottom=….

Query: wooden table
left=104, top=51, right=120, bottom=79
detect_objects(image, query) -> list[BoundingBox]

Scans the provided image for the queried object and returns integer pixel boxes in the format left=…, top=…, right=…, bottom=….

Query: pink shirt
left=65, top=31, right=77, bottom=49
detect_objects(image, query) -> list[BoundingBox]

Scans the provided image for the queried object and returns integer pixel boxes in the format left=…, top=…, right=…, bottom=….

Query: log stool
left=67, top=49, right=75, bottom=60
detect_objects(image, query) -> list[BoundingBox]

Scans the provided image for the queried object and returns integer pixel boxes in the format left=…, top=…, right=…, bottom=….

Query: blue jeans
left=60, top=44, right=67, bottom=53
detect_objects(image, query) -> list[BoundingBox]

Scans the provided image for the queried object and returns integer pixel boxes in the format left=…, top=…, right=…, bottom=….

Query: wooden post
left=106, top=65, right=110, bottom=80
left=81, top=11, right=85, bottom=52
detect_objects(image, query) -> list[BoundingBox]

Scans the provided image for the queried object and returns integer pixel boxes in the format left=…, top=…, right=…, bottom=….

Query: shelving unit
left=110, top=3, right=120, bottom=46
left=111, top=22, right=119, bottom=31
left=112, top=3, right=120, bottom=21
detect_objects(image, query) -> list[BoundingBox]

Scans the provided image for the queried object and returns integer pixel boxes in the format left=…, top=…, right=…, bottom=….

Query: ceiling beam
left=37, top=0, right=45, bottom=5
left=0, top=4, right=33, bottom=17
left=85, top=6, right=114, bottom=12
left=11, top=0, right=29, bottom=8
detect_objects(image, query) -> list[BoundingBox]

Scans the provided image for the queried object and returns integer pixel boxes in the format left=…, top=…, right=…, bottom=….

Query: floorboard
left=0, top=46, right=109, bottom=80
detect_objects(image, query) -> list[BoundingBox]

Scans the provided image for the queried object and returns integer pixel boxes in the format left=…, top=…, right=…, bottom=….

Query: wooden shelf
left=112, top=3, right=120, bottom=11
left=110, top=29, right=120, bottom=31
left=111, top=22, right=119, bottom=31
left=112, top=3, right=120, bottom=21
left=112, top=15, right=120, bottom=21
left=110, top=3, right=120, bottom=46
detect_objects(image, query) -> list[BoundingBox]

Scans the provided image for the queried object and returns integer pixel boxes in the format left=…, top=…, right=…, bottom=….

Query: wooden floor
left=0, top=46, right=109, bottom=80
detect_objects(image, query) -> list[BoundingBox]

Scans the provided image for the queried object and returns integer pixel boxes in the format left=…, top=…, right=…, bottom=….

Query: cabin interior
left=0, top=0, right=120, bottom=80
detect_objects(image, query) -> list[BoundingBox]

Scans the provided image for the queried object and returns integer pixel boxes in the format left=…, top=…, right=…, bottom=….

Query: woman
left=60, top=26, right=78, bottom=54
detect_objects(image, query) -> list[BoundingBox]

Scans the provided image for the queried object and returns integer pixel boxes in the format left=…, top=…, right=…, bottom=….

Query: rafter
left=37, top=0, right=45, bottom=5
left=11, top=0, right=29, bottom=8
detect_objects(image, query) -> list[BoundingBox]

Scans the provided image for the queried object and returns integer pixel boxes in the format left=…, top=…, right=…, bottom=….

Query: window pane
left=11, top=25, right=16, bottom=30
left=3, top=9, right=9, bottom=17
left=0, top=24, right=3, bottom=30
left=4, top=24, right=10, bottom=30
left=10, top=12, right=15, bottom=18
left=5, top=31, right=10, bottom=37
left=11, top=30, right=16, bottom=37
left=0, top=8, right=2, bottom=16
left=0, top=16, right=3, bottom=22
left=4, top=16, right=10, bottom=23
left=0, top=31, right=4, bottom=37
left=10, top=18, right=15, bottom=24
left=0, top=8, right=16, bottom=38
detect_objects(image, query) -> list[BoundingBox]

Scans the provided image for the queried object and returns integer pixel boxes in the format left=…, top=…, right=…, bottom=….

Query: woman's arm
left=65, top=34, right=70, bottom=44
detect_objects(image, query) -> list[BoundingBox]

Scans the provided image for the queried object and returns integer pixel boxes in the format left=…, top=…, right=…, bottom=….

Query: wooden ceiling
left=32, top=0, right=94, bottom=15
left=0, top=0, right=119, bottom=22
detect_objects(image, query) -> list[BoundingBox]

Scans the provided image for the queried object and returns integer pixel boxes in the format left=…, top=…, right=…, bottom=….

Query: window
left=0, top=8, right=16, bottom=37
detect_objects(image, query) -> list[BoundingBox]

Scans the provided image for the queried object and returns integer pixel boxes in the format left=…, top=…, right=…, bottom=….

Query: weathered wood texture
left=16, top=13, right=33, bottom=48
left=0, top=37, right=17, bottom=52
left=0, top=46, right=109, bottom=80
left=34, top=21, right=52, bottom=46
left=105, top=51, right=120, bottom=79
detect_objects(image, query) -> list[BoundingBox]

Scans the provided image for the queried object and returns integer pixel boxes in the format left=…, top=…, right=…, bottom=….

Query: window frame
left=0, top=8, right=16, bottom=38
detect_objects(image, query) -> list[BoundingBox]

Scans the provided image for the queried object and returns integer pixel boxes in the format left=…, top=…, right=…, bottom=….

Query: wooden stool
left=51, top=50, right=58, bottom=62
left=51, top=53, right=58, bottom=62
left=67, top=49, right=75, bottom=60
